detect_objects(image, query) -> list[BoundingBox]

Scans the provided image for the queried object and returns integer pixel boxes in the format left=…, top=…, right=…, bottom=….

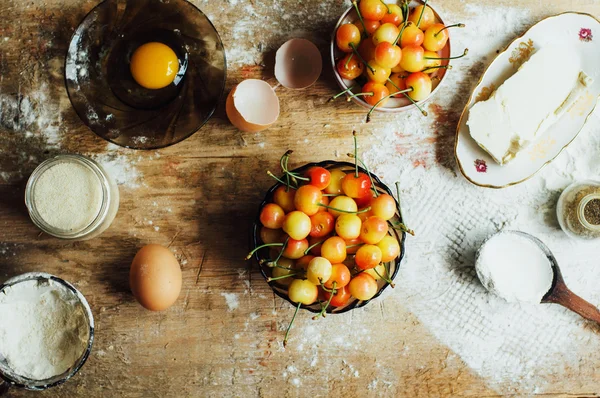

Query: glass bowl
left=0, top=273, right=94, bottom=391
left=251, top=161, right=407, bottom=314
left=330, top=0, right=451, bottom=112
left=65, top=0, right=226, bottom=150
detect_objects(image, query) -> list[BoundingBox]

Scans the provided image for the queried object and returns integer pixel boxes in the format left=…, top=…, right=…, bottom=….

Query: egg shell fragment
left=275, top=38, right=322, bottom=89
left=226, top=79, right=280, bottom=132
left=130, top=244, right=182, bottom=311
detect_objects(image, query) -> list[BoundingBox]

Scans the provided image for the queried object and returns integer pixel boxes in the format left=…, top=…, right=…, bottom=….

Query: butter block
left=467, top=46, right=592, bottom=165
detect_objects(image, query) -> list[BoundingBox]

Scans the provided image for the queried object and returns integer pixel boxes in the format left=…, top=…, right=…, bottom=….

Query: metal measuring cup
left=0, top=272, right=94, bottom=392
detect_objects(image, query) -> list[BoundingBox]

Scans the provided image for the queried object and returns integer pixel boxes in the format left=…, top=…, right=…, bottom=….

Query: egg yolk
left=130, top=42, right=179, bottom=89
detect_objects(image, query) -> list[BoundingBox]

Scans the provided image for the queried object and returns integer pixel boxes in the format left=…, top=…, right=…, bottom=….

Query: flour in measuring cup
left=0, top=279, right=90, bottom=380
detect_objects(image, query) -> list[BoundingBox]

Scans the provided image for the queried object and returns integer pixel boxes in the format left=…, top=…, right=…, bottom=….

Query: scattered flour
left=0, top=84, right=63, bottom=148
left=357, top=4, right=600, bottom=394
left=91, top=144, right=141, bottom=189
left=221, top=292, right=239, bottom=311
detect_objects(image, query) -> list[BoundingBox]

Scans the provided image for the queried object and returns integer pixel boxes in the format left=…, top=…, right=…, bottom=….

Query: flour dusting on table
left=358, top=4, right=600, bottom=394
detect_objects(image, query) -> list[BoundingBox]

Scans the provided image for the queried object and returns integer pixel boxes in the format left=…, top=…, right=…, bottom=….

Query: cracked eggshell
left=226, top=79, right=280, bottom=133
left=275, top=38, right=322, bottom=89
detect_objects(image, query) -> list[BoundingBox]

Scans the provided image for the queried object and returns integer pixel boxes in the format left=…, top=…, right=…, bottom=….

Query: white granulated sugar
left=0, top=279, right=89, bottom=380
left=360, top=4, right=600, bottom=394
left=476, top=232, right=554, bottom=303
left=33, top=162, right=103, bottom=231
left=221, top=292, right=239, bottom=311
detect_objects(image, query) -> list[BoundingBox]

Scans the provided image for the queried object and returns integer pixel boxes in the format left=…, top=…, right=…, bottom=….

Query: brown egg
left=130, top=244, right=182, bottom=311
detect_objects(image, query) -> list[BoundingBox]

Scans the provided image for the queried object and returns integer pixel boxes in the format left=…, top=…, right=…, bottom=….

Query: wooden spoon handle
left=546, top=285, right=600, bottom=324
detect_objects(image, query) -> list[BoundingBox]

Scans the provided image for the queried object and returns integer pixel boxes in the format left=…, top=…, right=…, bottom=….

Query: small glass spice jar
left=557, top=180, right=600, bottom=240
left=25, top=155, right=119, bottom=240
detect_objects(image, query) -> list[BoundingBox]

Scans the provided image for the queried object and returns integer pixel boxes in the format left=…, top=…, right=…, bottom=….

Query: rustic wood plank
left=1, top=0, right=600, bottom=396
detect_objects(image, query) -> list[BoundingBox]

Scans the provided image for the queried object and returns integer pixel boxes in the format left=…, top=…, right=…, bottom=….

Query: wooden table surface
left=1, top=0, right=599, bottom=396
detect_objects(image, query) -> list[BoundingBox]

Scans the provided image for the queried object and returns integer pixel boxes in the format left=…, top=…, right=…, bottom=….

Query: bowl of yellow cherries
left=65, top=0, right=226, bottom=149
left=330, top=0, right=466, bottom=119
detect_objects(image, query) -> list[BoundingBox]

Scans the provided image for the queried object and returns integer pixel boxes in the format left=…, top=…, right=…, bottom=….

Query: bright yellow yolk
left=130, top=42, right=179, bottom=89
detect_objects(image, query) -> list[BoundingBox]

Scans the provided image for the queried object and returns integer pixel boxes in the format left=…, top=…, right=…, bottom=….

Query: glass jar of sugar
left=25, top=155, right=119, bottom=240
left=557, top=180, right=600, bottom=240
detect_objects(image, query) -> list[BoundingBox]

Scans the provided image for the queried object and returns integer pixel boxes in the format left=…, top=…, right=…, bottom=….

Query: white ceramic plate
left=330, top=0, right=451, bottom=112
left=455, top=12, right=600, bottom=188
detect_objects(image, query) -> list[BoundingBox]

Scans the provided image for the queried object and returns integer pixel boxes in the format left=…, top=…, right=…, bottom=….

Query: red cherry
left=405, top=72, right=432, bottom=101
left=294, top=185, right=323, bottom=216
left=423, top=23, right=449, bottom=52
left=306, top=167, right=331, bottom=190
left=260, top=203, right=285, bottom=229
left=336, top=23, right=361, bottom=53
left=341, top=172, right=372, bottom=198
left=354, top=192, right=374, bottom=208
left=357, top=39, right=376, bottom=63
left=361, top=82, right=390, bottom=107
left=337, top=54, right=364, bottom=80
left=380, top=4, right=404, bottom=26
left=359, top=0, right=387, bottom=20
left=355, top=19, right=380, bottom=36
left=323, top=285, right=351, bottom=307
left=374, top=42, right=402, bottom=69
left=386, top=73, right=407, bottom=98
left=282, top=238, right=309, bottom=259
left=273, top=186, right=296, bottom=213
left=400, top=23, right=425, bottom=48
left=324, top=263, right=351, bottom=289
left=309, top=211, right=335, bottom=238
left=399, top=45, right=425, bottom=73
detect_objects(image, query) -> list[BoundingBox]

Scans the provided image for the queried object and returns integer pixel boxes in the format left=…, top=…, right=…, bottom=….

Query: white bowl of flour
left=0, top=273, right=94, bottom=391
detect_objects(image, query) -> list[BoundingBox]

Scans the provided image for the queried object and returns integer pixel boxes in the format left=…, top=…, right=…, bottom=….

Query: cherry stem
left=435, top=23, right=466, bottom=37
left=392, top=21, right=408, bottom=46
left=245, top=242, right=283, bottom=260
left=318, top=204, right=372, bottom=214
left=281, top=152, right=309, bottom=182
left=284, top=302, right=301, bottom=348
left=353, top=130, right=358, bottom=178
left=392, top=223, right=415, bottom=235
left=351, top=1, right=368, bottom=38
left=401, top=91, right=428, bottom=116
left=267, top=273, right=299, bottom=282
left=379, top=0, right=391, bottom=14
left=319, top=280, right=336, bottom=294
left=346, top=243, right=364, bottom=249
left=374, top=266, right=395, bottom=288
left=395, top=181, right=415, bottom=236
left=272, top=237, right=290, bottom=266
left=304, top=239, right=324, bottom=255
left=366, top=87, right=413, bottom=122
left=346, top=153, right=378, bottom=197
left=416, top=0, right=429, bottom=28
left=267, top=263, right=295, bottom=270
left=329, top=86, right=357, bottom=103
left=344, top=53, right=355, bottom=70
left=347, top=92, right=374, bottom=102
left=350, top=43, right=375, bottom=73
left=322, top=193, right=341, bottom=197
left=402, top=1, right=409, bottom=21
left=267, top=170, right=296, bottom=189
left=422, top=64, right=453, bottom=73
left=313, top=282, right=337, bottom=319
left=425, top=48, right=469, bottom=60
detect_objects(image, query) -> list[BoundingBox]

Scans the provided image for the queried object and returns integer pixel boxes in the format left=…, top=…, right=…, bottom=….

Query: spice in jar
left=557, top=180, right=600, bottom=240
